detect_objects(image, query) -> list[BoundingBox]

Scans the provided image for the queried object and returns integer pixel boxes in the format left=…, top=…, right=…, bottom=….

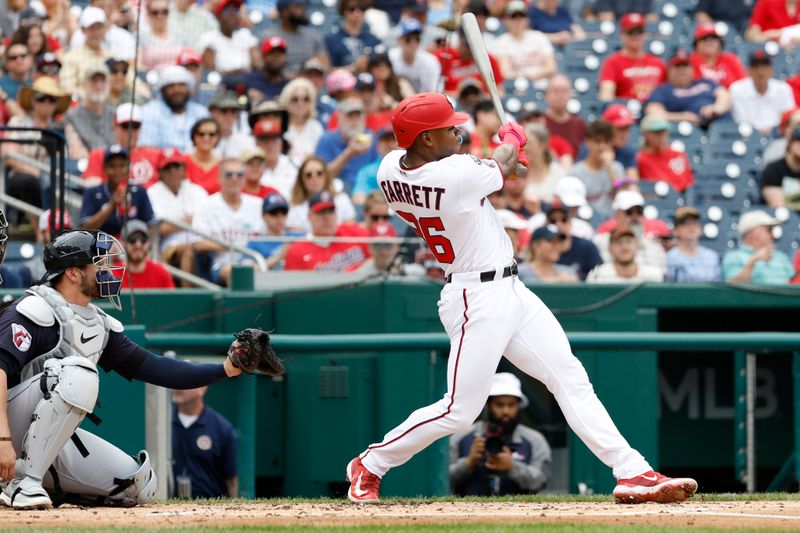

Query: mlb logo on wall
left=12, top=323, right=31, bottom=352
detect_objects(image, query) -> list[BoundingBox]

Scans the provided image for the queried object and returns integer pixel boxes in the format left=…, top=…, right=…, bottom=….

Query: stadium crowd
left=0, top=0, right=799, bottom=287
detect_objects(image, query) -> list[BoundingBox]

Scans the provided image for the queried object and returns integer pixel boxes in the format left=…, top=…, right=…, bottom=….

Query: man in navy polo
left=79, top=145, right=156, bottom=237
left=172, top=386, right=238, bottom=498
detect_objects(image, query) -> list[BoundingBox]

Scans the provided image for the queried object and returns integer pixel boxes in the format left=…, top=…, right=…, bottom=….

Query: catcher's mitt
left=227, top=328, right=284, bottom=376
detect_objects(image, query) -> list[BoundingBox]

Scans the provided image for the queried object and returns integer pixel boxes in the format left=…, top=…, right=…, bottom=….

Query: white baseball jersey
left=377, top=150, right=514, bottom=277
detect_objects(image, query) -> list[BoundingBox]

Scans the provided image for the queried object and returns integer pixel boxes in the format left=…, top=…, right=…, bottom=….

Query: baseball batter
left=0, top=230, right=277, bottom=510
left=346, top=93, right=697, bottom=504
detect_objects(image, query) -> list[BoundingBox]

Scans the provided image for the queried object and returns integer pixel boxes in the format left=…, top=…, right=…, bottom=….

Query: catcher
left=0, top=230, right=281, bottom=509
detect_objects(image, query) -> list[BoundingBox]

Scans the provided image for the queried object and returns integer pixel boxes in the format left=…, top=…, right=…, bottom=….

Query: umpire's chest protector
left=17, top=284, right=123, bottom=380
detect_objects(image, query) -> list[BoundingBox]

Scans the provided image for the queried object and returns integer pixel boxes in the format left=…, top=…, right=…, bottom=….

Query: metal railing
left=145, top=331, right=800, bottom=495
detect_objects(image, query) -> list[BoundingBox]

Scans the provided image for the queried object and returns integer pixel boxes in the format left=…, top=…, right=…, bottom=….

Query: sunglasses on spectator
left=149, top=8, right=168, bottom=16
left=162, top=162, right=183, bottom=171
left=39, top=65, right=60, bottom=75
left=508, top=12, right=527, bottom=19
left=345, top=5, right=364, bottom=12
left=7, top=52, right=28, bottom=61
left=369, top=214, right=391, bottom=221
left=403, top=34, right=421, bottom=43
left=266, top=208, right=289, bottom=216
left=303, top=169, right=325, bottom=178
left=291, top=95, right=311, bottom=103
left=33, top=93, right=57, bottom=103
left=110, top=65, right=129, bottom=75
left=119, top=121, right=142, bottom=130
left=625, top=28, right=645, bottom=35
left=624, top=206, right=644, bottom=216
left=548, top=214, right=569, bottom=224
left=195, top=130, right=219, bottom=138
left=223, top=171, right=245, bottom=179
left=127, top=235, right=148, bottom=245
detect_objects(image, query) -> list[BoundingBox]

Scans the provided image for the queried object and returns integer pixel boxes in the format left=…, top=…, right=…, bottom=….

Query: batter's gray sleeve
left=448, top=425, right=479, bottom=491
left=507, top=425, right=552, bottom=493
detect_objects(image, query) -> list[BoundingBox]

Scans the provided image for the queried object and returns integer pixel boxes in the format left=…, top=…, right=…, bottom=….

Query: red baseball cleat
left=613, top=471, right=698, bottom=504
left=346, top=457, right=381, bottom=503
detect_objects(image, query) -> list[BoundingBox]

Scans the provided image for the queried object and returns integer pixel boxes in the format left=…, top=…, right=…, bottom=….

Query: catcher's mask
left=42, top=230, right=126, bottom=310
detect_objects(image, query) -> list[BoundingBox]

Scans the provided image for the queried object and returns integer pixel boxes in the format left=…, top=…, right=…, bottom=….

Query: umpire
left=450, top=373, right=552, bottom=496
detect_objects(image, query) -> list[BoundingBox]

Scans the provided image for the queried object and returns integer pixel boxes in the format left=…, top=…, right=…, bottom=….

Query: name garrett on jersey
left=379, top=179, right=446, bottom=210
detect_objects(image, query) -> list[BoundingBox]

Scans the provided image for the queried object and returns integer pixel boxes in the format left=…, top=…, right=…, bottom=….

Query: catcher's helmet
left=391, top=92, right=469, bottom=148
left=42, top=230, right=126, bottom=309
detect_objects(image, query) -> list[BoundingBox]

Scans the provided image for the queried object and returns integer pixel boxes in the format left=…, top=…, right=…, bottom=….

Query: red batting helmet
left=391, top=93, right=469, bottom=148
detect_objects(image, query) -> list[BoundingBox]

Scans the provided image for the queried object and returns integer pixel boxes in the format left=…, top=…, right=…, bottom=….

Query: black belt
left=446, top=263, right=518, bottom=284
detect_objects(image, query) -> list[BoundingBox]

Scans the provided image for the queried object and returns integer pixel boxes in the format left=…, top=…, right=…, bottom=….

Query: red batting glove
left=498, top=122, right=527, bottom=149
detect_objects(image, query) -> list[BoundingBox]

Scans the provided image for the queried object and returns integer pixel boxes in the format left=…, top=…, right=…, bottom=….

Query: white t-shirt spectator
left=196, top=28, right=258, bottom=74
left=388, top=47, right=442, bottom=94
left=286, top=192, right=357, bottom=231
left=192, top=192, right=265, bottom=270
left=285, top=120, right=325, bottom=167
left=586, top=262, right=664, bottom=283
left=259, top=154, right=298, bottom=200
left=730, top=77, right=795, bottom=132
left=147, top=179, right=209, bottom=252
left=491, top=30, right=554, bottom=80
left=70, top=25, right=136, bottom=62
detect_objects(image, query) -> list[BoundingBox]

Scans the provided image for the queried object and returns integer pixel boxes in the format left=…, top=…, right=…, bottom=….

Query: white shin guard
left=22, top=357, right=99, bottom=482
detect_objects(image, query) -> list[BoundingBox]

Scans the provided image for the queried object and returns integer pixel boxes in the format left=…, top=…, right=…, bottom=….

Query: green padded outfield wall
left=9, top=281, right=796, bottom=496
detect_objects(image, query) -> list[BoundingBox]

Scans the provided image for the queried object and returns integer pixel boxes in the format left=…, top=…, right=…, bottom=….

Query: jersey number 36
left=396, top=211, right=455, bottom=264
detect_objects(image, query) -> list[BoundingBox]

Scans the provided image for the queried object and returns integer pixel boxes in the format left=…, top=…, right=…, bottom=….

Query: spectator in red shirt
left=519, top=107, right=575, bottom=166
left=599, top=13, right=667, bottom=102
left=185, top=117, right=222, bottom=194
left=544, top=74, right=587, bottom=152
left=240, top=148, right=279, bottom=199
left=284, top=190, right=369, bottom=271
left=470, top=99, right=501, bottom=158
left=636, top=115, right=695, bottom=192
left=746, top=0, right=800, bottom=44
left=82, top=103, right=161, bottom=187
left=437, top=28, right=504, bottom=96
left=117, top=219, right=176, bottom=289
left=690, top=23, right=747, bottom=88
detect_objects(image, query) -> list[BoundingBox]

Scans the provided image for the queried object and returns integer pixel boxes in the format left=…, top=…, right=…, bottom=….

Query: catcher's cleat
left=613, top=471, right=697, bottom=504
left=346, top=457, right=381, bottom=503
left=0, top=477, right=52, bottom=510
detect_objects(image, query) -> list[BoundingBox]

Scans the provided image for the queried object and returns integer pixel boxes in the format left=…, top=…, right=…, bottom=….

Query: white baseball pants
left=360, top=274, right=651, bottom=480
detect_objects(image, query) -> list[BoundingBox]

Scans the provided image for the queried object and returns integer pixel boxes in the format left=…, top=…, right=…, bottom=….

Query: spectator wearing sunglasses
left=82, top=103, right=162, bottom=188
left=361, top=190, right=391, bottom=231
left=286, top=156, right=356, bottom=231
left=147, top=148, right=208, bottom=283
left=598, top=13, right=666, bottom=102
left=192, top=157, right=265, bottom=286
left=104, top=57, right=136, bottom=107
left=278, top=78, right=324, bottom=167
left=493, top=1, right=556, bottom=82
left=139, top=0, right=183, bottom=71
left=0, top=43, right=33, bottom=109
left=185, top=117, right=223, bottom=194
left=545, top=204, right=603, bottom=280
left=325, top=0, right=380, bottom=69
left=34, top=52, right=61, bottom=82
left=518, top=225, right=579, bottom=284
left=64, top=64, right=115, bottom=160
left=209, top=90, right=254, bottom=160
left=594, top=189, right=669, bottom=274
left=116, top=219, right=176, bottom=289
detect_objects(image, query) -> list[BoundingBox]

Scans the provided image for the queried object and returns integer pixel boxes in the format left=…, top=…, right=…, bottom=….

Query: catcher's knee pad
left=105, top=450, right=158, bottom=507
left=22, top=358, right=99, bottom=480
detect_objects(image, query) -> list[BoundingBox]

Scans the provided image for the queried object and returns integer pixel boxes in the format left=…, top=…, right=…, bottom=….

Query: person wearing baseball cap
left=199, top=0, right=259, bottom=76
left=60, top=6, right=115, bottom=96
left=517, top=223, right=579, bottom=284
left=388, top=17, right=441, bottom=94
left=598, top=13, right=666, bottom=102
left=665, top=206, right=721, bottom=282
left=578, top=104, right=637, bottom=178
left=722, top=210, right=794, bottom=284
left=355, top=221, right=403, bottom=275
left=239, top=147, right=276, bottom=198
left=246, top=191, right=297, bottom=266
left=729, top=48, right=796, bottom=136
left=118, top=219, right=176, bottom=289
left=645, top=49, right=731, bottom=127
left=690, top=22, right=746, bottom=89
left=636, top=114, right=695, bottom=192
left=587, top=224, right=664, bottom=283
left=493, top=0, right=556, bottom=82
left=594, top=189, right=669, bottom=275
left=64, top=63, right=115, bottom=159
left=80, top=144, right=156, bottom=238
left=283, top=189, right=370, bottom=271
left=450, top=372, right=552, bottom=496
left=222, top=35, right=289, bottom=102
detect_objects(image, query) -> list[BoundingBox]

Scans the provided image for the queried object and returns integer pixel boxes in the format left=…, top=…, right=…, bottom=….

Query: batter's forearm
left=490, top=143, right=519, bottom=178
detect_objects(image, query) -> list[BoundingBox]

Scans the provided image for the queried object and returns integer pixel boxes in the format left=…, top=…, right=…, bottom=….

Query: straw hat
left=18, top=76, right=71, bottom=114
